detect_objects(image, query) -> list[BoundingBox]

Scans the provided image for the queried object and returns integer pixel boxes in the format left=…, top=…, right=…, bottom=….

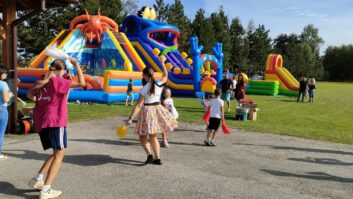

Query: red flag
left=202, top=109, right=211, bottom=123
left=222, top=122, right=231, bottom=134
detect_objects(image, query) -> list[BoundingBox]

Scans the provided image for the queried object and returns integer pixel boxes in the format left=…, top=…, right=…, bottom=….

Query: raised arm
left=69, top=57, right=86, bottom=88
left=159, top=56, right=168, bottom=84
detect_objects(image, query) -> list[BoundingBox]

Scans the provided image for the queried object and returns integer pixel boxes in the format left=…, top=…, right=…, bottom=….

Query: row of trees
left=15, top=0, right=353, bottom=81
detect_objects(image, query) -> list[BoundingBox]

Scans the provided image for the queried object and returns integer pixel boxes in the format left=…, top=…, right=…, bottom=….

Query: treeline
left=16, top=0, right=353, bottom=81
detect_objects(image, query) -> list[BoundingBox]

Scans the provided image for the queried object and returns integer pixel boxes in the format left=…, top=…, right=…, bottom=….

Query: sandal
left=0, top=154, right=8, bottom=160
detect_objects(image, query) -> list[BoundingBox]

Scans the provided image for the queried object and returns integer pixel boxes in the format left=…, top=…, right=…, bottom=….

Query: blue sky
left=137, top=0, right=353, bottom=54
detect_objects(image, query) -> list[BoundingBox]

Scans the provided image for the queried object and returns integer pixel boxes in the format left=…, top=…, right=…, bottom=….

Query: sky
left=137, top=0, right=353, bottom=54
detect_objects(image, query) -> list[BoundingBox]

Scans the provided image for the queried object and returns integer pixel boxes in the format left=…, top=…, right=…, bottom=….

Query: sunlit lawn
left=23, top=82, right=353, bottom=144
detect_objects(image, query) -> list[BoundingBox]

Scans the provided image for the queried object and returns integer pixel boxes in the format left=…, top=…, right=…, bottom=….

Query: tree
left=167, top=0, right=191, bottom=52
left=17, top=0, right=123, bottom=66
left=323, top=45, right=353, bottom=81
left=17, top=5, right=81, bottom=65
left=229, top=17, right=248, bottom=72
left=82, top=0, right=123, bottom=24
left=153, top=0, right=169, bottom=22
left=286, top=43, right=315, bottom=78
left=122, top=0, right=139, bottom=17
left=273, top=33, right=300, bottom=56
left=299, top=24, right=324, bottom=79
left=300, top=24, right=324, bottom=56
left=210, top=6, right=231, bottom=67
left=247, top=24, right=272, bottom=75
left=191, top=9, right=216, bottom=53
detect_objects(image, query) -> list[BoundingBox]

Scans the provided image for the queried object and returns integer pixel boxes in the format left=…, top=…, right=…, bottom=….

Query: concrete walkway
left=1, top=117, right=353, bottom=199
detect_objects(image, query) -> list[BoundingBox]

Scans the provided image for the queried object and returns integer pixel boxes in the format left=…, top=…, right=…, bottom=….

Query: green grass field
left=48, top=82, right=353, bottom=144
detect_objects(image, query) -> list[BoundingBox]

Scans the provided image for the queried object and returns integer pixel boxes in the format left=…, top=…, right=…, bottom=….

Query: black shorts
left=39, top=127, right=67, bottom=150
left=207, top=117, right=221, bottom=131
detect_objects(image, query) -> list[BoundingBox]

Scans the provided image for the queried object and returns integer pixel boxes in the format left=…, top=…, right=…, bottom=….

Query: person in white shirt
left=127, top=56, right=177, bottom=165
left=204, top=88, right=224, bottom=146
left=160, top=88, right=178, bottom=148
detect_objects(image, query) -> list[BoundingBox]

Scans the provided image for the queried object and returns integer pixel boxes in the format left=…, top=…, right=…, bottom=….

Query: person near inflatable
left=308, top=78, right=316, bottom=103
left=126, top=56, right=177, bottom=165
left=160, top=87, right=178, bottom=148
left=27, top=58, right=85, bottom=199
left=0, top=67, right=14, bottom=160
left=125, top=78, right=134, bottom=106
left=235, top=73, right=246, bottom=102
left=219, top=73, right=233, bottom=112
left=204, top=88, right=224, bottom=147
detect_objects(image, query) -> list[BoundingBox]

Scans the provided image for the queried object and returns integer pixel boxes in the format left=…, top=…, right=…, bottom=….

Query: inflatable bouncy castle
left=18, top=9, right=223, bottom=102
left=246, top=54, right=299, bottom=96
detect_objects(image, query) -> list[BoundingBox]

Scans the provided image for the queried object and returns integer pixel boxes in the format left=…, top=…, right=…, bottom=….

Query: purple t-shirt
left=34, top=77, right=71, bottom=132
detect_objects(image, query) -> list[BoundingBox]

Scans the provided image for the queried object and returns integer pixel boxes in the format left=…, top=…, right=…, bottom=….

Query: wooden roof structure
left=1, top=0, right=79, bottom=133
left=0, top=0, right=80, bottom=11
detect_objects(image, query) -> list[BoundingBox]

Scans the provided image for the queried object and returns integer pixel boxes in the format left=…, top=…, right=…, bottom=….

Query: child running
left=161, top=87, right=179, bottom=148
left=127, top=56, right=177, bottom=165
left=27, top=58, right=85, bottom=199
left=204, top=88, right=224, bottom=147
left=125, top=78, right=134, bottom=106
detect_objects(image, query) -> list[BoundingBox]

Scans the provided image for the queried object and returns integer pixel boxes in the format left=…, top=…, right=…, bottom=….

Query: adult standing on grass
left=0, top=68, right=14, bottom=160
left=235, top=73, right=246, bottom=102
left=231, top=74, right=237, bottom=99
left=126, top=56, right=177, bottom=165
left=297, top=77, right=308, bottom=102
left=219, top=73, right=233, bottom=112
left=27, top=58, right=85, bottom=199
left=308, top=78, right=316, bottom=103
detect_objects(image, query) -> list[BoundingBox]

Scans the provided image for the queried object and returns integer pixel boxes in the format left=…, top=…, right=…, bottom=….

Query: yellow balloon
left=117, top=125, right=127, bottom=138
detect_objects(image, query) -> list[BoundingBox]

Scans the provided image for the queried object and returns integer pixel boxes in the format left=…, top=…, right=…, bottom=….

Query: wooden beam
left=17, top=0, right=35, bottom=9
left=2, top=0, right=18, bottom=133
left=13, top=9, right=43, bottom=26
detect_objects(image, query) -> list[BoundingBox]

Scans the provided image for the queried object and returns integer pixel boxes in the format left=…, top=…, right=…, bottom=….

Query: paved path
left=1, top=117, right=353, bottom=199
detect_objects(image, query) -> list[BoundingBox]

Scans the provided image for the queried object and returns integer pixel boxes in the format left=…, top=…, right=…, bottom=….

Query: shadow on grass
left=70, top=138, right=140, bottom=146
left=5, top=150, right=145, bottom=167
left=288, top=158, right=353, bottom=166
left=261, top=169, right=353, bottom=183
left=0, top=181, right=38, bottom=199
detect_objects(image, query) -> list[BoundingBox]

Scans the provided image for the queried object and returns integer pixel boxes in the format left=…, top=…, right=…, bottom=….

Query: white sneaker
left=40, top=189, right=62, bottom=199
left=28, top=178, right=44, bottom=190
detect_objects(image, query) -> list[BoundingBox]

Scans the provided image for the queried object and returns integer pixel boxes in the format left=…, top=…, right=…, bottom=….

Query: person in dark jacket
left=297, top=77, right=308, bottom=102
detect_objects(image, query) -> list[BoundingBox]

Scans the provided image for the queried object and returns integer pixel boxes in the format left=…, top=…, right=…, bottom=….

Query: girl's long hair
left=161, top=87, right=169, bottom=106
left=143, top=67, right=156, bottom=95
left=31, top=59, right=66, bottom=94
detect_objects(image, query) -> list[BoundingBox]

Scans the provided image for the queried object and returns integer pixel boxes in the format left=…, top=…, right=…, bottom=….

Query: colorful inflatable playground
left=246, top=54, right=299, bottom=96
left=17, top=9, right=299, bottom=103
left=17, top=11, right=223, bottom=103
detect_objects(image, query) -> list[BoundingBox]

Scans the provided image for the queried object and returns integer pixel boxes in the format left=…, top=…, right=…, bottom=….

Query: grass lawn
left=23, top=82, right=353, bottom=144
